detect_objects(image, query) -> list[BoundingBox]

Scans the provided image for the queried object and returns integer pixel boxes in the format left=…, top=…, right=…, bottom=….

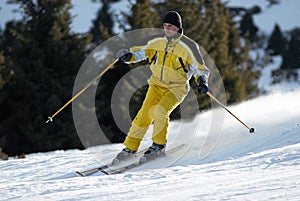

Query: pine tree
left=267, top=24, right=286, bottom=55
left=0, top=51, right=4, bottom=90
left=89, top=0, right=114, bottom=45
left=281, top=28, right=300, bottom=70
left=240, top=12, right=258, bottom=42
left=0, top=0, right=91, bottom=155
left=126, top=0, right=160, bottom=29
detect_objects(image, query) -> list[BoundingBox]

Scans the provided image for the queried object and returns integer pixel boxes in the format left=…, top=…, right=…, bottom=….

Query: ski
left=101, top=144, right=185, bottom=175
left=75, top=164, right=111, bottom=176
left=75, top=148, right=148, bottom=176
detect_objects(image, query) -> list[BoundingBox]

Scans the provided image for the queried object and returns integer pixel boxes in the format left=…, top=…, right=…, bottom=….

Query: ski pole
left=46, top=59, right=118, bottom=124
left=206, top=92, right=255, bottom=133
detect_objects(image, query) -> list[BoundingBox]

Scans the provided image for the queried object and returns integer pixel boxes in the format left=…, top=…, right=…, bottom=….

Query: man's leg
left=124, top=85, right=163, bottom=151
left=151, top=88, right=185, bottom=145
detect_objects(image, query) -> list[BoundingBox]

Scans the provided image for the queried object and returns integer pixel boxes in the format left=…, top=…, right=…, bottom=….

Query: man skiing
left=114, top=11, right=210, bottom=163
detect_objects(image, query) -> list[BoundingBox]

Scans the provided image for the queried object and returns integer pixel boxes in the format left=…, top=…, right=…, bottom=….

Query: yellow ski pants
left=124, top=84, right=186, bottom=151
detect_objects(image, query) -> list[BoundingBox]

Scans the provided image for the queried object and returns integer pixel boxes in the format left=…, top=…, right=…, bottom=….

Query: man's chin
left=165, top=32, right=175, bottom=38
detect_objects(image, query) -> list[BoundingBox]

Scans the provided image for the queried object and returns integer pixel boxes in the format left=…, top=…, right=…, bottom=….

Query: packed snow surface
left=1, top=88, right=300, bottom=200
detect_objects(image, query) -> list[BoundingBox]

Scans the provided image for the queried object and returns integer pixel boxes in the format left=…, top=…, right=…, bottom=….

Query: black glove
left=119, top=53, right=132, bottom=62
left=117, top=49, right=132, bottom=63
left=197, top=76, right=208, bottom=94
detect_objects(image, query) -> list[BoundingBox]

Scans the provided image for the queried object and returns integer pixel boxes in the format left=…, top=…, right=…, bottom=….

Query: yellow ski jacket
left=128, top=32, right=210, bottom=90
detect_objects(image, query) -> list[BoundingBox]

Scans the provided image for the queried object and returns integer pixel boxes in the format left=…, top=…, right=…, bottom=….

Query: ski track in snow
left=1, top=89, right=300, bottom=201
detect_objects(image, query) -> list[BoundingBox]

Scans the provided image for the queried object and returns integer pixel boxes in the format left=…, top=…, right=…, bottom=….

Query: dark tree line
left=0, top=0, right=90, bottom=155
left=0, top=0, right=297, bottom=156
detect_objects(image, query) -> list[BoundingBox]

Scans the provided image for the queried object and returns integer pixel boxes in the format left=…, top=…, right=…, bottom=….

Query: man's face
left=163, top=23, right=179, bottom=37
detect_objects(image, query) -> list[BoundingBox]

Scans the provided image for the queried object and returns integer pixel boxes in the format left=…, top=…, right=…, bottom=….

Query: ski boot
left=140, top=142, right=166, bottom=163
left=112, top=148, right=136, bottom=165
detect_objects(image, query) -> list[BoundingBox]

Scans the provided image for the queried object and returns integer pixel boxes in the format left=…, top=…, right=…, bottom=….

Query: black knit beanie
left=162, top=11, right=182, bottom=28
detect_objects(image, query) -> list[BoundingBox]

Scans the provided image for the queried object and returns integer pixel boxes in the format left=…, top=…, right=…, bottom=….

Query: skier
left=114, top=11, right=210, bottom=163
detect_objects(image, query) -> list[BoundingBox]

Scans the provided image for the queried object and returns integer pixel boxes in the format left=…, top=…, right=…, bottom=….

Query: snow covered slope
left=225, top=0, right=300, bottom=33
left=1, top=88, right=300, bottom=200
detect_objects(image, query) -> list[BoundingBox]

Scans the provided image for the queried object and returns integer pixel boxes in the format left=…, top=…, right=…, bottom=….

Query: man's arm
left=118, top=45, right=148, bottom=63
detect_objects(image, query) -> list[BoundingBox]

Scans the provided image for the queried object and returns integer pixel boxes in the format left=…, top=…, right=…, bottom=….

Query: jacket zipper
left=160, top=39, right=170, bottom=81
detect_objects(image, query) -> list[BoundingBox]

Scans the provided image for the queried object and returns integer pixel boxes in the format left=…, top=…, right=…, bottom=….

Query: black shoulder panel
left=181, top=35, right=204, bottom=65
